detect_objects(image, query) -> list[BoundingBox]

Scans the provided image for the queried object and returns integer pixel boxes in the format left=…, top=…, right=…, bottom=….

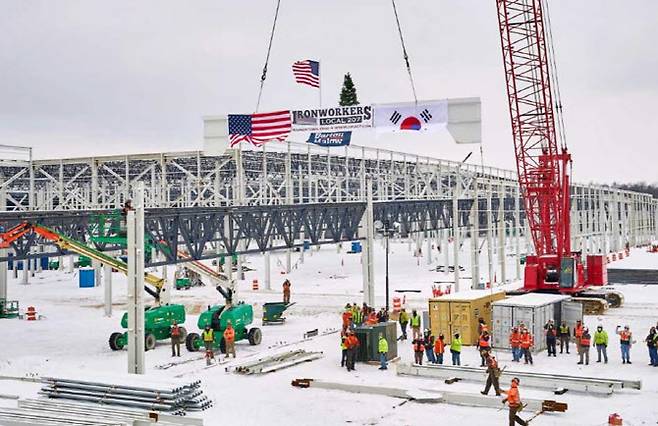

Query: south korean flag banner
left=373, top=100, right=448, bottom=133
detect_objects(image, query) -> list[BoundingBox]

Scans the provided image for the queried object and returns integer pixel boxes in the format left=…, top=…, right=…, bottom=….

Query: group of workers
left=342, top=303, right=389, bottom=332
left=168, top=320, right=237, bottom=365
left=410, top=329, right=463, bottom=366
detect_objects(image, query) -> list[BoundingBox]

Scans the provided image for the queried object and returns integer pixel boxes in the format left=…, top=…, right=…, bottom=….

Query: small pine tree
left=339, top=73, right=359, bottom=106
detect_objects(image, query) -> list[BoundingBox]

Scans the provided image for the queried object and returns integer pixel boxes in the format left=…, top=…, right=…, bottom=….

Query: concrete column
left=21, top=260, right=29, bottom=284
left=161, top=262, right=172, bottom=306
left=93, top=259, right=102, bottom=287
left=37, top=246, right=43, bottom=273
left=127, top=183, right=145, bottom=374
left=58, top=255, right=63, bottom=271
left=498, top=189, right=506, bottom=284
left=452, top=172, right=461, bottom=292
left=68, top=255, right=75, bottom=273
left=426, top=232, right=433, bottom=265
left=223, top=215, right=234, bottom=283
left=471, top=185, right=480, bottom=289
left=264, top=251, right=271, bottom=291
left=443, top=229, right=449, bottom=270
left=0, top=248, right=7, bottom=301
left=486, top=183, right=494, bottom=284
left=104, top=263, right=112, bottom=317
left=361, top=178, right=375, bottom=306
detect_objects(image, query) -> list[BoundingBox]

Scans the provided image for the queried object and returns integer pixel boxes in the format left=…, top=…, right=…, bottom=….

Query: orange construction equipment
left=392, top=297, right=401, bottom=313
left=26, top=306, right=37, bottom=321
left=608, top=413, right=623, bottom=425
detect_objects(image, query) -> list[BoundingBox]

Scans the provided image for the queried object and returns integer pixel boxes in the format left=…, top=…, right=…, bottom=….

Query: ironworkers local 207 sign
left=291, top=106, right=373, bottom=132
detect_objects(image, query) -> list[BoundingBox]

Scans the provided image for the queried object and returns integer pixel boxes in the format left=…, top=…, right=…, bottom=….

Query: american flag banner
left=292, top=60, right=320, bottom=88
left=228, top=110, right=292, bottom=147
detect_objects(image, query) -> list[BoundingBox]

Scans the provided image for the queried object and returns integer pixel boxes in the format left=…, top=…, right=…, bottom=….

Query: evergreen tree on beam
left=339, top=73, right=359, bottom=106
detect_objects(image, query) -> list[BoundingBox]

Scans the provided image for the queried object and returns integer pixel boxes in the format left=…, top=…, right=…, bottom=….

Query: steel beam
left=127, top=184, right=145, bottom=374
left=397, top=363, right=640, bottom=394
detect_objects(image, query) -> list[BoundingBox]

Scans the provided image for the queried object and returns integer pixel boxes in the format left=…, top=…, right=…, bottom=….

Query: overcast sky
left=1, top=0, right=656, bottom=184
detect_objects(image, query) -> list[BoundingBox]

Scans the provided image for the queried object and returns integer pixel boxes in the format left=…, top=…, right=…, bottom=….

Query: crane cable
left=391, top=0, right=418, bottom=105
left=255, top=0, right=282, bottom=112
left=542, top=0, right=568, bottom=151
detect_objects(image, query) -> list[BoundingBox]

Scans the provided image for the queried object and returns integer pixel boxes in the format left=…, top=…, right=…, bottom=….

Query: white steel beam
left=127, top=183, right=145, bottom=374
left=397, top=363, right=640, bottom=394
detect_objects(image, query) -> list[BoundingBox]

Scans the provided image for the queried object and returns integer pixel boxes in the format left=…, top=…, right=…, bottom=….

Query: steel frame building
left=0, top=141, right=655, bottom=296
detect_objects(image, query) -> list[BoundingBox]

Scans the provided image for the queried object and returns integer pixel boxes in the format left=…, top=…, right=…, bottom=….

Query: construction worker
left=520, top=329, right=533, bottom=365
left=478, top=331, right=492, bottom=367
left=501, top=378, right=527, bottom=426
left=120, top=199, right=134, bottom=216
left=119, top=199, right=135, bottom=235
left=578, top=327, right=591, bottom=365
left=450, top=333, right=462, bottom=366
left=574, top=320, right=584, bottom=346
left=478, top=317, right=488, bottom=335
left=282, top=279, right=291, bottom=304
left=645, top=327, right=658, bottom=366
left=558, top=321, right=571, bottom=354
left=398, top=308, right=409, bottom=340
left=545, top=321, right=557, bottom=357
left=223, top=320, right=236, bottom=359
left=434, top=334, right=446, bottom=364
left=345, top=330, right=360, bottom=372
left=423, top=330, right=436, bottom=364
left=509, top=327, right=521, bottom=362
left=378, top=332, right=389, bottom=370
left=340, top=331, right=348, bottom=367
left=412, top=338, right=425, bottom=365
left=481, top=354, right=502, bottom=396
left=366, top=309, right=378, bottom=325
left=202, top=325, right=215, bottom=365
left=342, top=304, right=353, bottom=330
left=616, top=325, right=633, bottom=364
left=410, top=310, right=421, bottom=340
left=351, top=302, right=362, bottom=326
left=594, top=325, right=608, bottom=363
left=170, top=320, right=182, bottom=357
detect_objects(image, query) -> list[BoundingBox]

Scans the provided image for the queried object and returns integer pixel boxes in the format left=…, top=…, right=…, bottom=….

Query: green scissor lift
left=0, top=299, right=19, bottom=319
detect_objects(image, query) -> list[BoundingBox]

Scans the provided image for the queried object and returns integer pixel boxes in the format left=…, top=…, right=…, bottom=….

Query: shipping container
left=355, top=321, right=398, bottom=362
left=491, top=293, right=582, bottom=352
left=428, top=290, right=506, bottom=345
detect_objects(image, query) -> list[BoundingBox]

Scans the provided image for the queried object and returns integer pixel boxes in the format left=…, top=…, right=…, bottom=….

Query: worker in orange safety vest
left=501, top=378, right=527, bottom=425
left=520, top=329, right=534, bottom=365
left=477, top=331, right=492, bottom=367
left=574, top=320, right=584, bottom=346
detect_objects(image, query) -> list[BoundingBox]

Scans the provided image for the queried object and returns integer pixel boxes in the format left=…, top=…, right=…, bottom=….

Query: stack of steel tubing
left=232, top=349, right=323, bottom=375
left=39, top=375, right=212, bottom=414
left=0, top=398, right=204, bottom=425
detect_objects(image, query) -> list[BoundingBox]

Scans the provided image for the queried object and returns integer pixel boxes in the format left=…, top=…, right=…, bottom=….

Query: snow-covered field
left=2, top=244, right=657, bottom=425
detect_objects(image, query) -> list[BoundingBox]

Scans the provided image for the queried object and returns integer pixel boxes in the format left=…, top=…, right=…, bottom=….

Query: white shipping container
left=492, top=293, right=575, bottom=352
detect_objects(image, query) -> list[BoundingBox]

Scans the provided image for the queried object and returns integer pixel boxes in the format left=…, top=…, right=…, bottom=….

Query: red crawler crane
left=495, top=1, right=618, bottom=308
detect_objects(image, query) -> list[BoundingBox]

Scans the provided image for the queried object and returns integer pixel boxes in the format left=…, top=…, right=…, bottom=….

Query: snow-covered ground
left=2, top=244, right=657, bottom=425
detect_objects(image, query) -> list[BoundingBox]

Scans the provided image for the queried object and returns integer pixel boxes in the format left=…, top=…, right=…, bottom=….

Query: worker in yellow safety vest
left=202, top=325, right=215, bottom=365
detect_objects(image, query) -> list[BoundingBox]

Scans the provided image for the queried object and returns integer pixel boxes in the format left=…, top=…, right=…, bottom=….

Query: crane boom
left=495, top=0, right=569, bottom=259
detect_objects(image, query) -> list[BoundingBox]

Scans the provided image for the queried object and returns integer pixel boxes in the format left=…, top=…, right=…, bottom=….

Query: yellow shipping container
left=428, top=290, right=506, bottom=345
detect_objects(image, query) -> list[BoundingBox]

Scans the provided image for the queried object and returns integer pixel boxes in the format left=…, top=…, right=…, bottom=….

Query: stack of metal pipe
left=231, top=349, right=323, bottom=374
left=0, top=398, right=204, bottom=425
left=39, top=375, right=212, bottom=414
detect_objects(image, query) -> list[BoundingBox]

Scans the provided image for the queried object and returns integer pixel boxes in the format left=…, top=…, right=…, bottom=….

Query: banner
left=373, top=100, right=448, bottom=133
left=291, top=106, right=372, bottom=132
left=307, top=131, right=352, bottom=147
